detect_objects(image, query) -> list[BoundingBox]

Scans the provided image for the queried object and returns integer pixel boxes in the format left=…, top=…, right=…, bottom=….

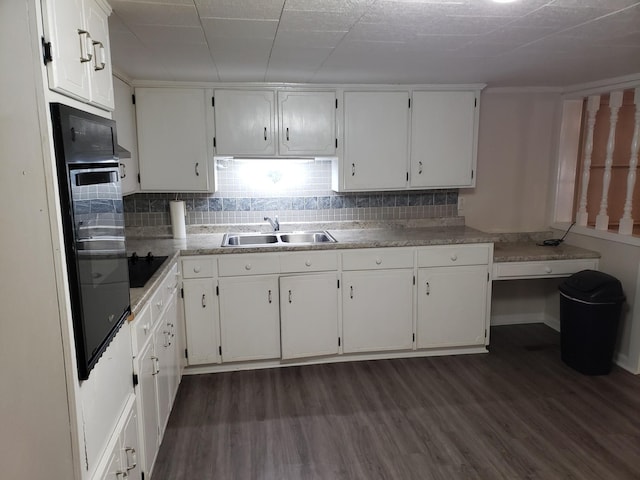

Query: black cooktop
left=128, top=252, right=168, bottom=288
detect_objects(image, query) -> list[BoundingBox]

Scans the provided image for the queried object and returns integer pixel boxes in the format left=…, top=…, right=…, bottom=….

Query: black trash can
left=559, top=270, right=625, bottom=375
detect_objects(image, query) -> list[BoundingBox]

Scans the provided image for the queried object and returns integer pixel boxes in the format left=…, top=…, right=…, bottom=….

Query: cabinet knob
left=375, top=258, right=382, bottom=265
left=450, top=254, right=458, bottom=261
left=545, top=266, right=552, bottom=273
left=193, top=266, right=201, bottom=273
left=305, top=260, right=312, bottom=267
left=245, top=264, right=252, bottom=271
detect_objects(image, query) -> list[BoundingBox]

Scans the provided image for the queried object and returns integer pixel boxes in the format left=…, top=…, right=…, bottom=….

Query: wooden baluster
left=576, top=96, right=600, bottom=226
left=595, top=91, right=624, bottom=230
left=619, top=88, right=640, bottom=235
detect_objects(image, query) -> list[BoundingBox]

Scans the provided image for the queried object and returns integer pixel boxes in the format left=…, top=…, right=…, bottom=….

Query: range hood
left=116, top=144, right=131, bottom=159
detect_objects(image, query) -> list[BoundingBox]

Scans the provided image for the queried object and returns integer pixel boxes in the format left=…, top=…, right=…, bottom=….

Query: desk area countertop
left=493, top=242, right=601, bottom=263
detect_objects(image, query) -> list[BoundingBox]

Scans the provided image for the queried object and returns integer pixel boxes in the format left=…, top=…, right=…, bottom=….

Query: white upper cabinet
left=213, top=89, right=276, bottom=156
left=342, top=91, right=410, bottom=191
left=136, top=87, right=215, bottom=192
left=278, top=91, right=336, bottom=156
left=112, top=76, right=138, bottom=195
left=213, top=89, right=337, bottom=157
left=410, top=91, right=478, bottom=188
left=41, top=0, right=114, bottom=110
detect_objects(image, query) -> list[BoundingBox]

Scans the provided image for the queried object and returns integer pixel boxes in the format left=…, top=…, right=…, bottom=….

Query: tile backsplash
left=124, top=159, right=459, bottom=227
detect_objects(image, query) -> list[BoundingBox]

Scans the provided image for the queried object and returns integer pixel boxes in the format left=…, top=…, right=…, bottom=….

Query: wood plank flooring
left=153, top=325, right=640, bottom=479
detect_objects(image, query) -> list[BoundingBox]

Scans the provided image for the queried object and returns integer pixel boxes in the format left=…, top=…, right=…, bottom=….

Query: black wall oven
left=50, top=104, right=130, bottom=380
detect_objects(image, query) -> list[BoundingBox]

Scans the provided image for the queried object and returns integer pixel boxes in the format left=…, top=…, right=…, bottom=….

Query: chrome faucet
left=264, top=215, right=280, bottom=232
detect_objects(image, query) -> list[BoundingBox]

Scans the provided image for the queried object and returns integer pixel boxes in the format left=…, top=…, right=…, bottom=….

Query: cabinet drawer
left=132, top=303, right=153, bottom=357
left=218, top=254, right=280, bottom=276
left=493, top=259, right=598, bottom=280
left=182, top=257, right=216, bottom=278
left=342, top=248, right=414, bottom=271
left=150, top=262, right=179, bottom=321
left=417, top=244, right=490, bottom=267
left=280, top=251, right=338, bottom=273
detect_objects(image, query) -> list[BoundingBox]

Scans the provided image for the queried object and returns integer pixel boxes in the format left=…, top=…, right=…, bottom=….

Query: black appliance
left=128, top=252, right=168, bottom=288
left=50, top=103, right=130, bottom=380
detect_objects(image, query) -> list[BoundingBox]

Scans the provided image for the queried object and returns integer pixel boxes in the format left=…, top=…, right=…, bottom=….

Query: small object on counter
left=170, top=200, right=187, bottom=239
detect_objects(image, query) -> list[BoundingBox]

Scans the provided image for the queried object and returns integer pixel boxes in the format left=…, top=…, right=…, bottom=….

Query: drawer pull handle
left=545, top=266, right=552, bottom=273
left=426, top=282, right=430, bottom=296
left=264, top=127, right=267, bottom=141
left=143, top=323, right=149, bottom=334
left=418, top=161, right=423, bottom=175
left=288, top=290, right=292, bottom=303
left=305, top=260, right=312, bottom=267
left=268, top=289, right=272, bottom=304
left=352, top=163, right=356, bottom=176
left=124, top=447, right=137, bottom=471
left=350, top=286, right=354, bottom=299
left=375, top=258, right=382, bottom=265
left=202, top=294, right=206, bottom=308
left=245, top=264, right=252, bottom=271
left=193, top=266, right=201, bottom=273
left=450, top=254, right=457, bottom=261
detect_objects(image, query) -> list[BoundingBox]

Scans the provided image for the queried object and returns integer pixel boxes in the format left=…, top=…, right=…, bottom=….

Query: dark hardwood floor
left=153, top=325, right=640, bottom=479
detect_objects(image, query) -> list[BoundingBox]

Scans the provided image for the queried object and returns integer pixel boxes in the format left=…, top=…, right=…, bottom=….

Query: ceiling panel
left=109, top=0, right=640, bottom=87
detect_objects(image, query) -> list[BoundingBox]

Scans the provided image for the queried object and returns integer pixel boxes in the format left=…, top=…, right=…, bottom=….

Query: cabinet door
left=343, top=91, right=409, bottom=190
left=121, top=404, right=141, bottom=479
left=85, top=0, right=114, bottom=109
left=280, top=273, right=339, bottom=360
left=219, top=275, right=280, bottom=362
left=214, top=90, right=275, bottom=155
left=342, top=269, right=413, bottom=353
left=278, top=91, right=336, bottom=156
left=417, top=265, right=488, bottom=349
left=410, top=91, right=477, bottom=188
left=41, top=0, right=91, bottom=102
left=136, top=340, right=159, bottom=476
left=136, top=88, right=213, bottom=192
left=154, top=313, right=172, bottom=437
left=113, top=76, right=139, bottom=195
left=183, top=278, right=220, bottom=365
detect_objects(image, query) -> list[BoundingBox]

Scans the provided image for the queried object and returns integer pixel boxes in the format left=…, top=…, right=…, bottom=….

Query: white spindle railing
left=619, top=88, right=640, bottom=235
left=595, top=91, right=624, bottom=230
left=576, top=95, right=600, bottom=226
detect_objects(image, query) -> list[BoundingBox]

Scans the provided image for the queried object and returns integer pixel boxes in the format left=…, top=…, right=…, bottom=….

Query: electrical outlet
left=458, top=196, right=465, bottom=212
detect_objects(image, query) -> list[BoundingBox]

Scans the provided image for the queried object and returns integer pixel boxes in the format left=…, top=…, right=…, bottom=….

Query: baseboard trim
left=491, top=313, right=545, bottom=326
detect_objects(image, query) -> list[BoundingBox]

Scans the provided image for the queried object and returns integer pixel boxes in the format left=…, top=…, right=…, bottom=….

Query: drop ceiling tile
left=201, top=18, right=278, bottom=40
left=508, top=5, right=613, bottom=31
left=345, top=22, right=418, bottom=43
left=284, top=0, right=374, bottom=13
left=273, top=30, right=346, bottom=49
left=418, top=15, right=513, bottom=35
left=278, top=9, right=362, bottom=32
left=549, top=0, right=640, bottom=10
left=559, top=4, right=640, bottom=40
left=194, top=0, right=285, bottom=20
left=209, top=39, right=272, bottom=67
left=109, top=1, right=200, bottom=27
left=133, top=25, right=207, bottom=46
left=266, top=46, right=333, bottom=82
left=110, top=30, right=171, bottom=80
left=479, top=26, right=558, bottom=45
left=408, top=34, right=476, bottom=52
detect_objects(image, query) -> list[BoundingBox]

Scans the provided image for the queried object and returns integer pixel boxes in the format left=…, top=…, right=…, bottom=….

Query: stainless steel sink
left=223, top=234, right=279, bottom=246
left=279, top=232, right=336, bottom=244
left=221, top=231, right=336, bottom=247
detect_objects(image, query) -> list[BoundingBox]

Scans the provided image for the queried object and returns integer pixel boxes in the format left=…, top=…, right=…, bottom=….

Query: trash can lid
left=559, top=269, right=625, bottom=303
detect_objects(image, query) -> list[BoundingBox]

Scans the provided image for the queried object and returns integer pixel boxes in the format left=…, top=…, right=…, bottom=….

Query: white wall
left=0, top=0, right=76, bottom=478
left=461, top=90, right=561, bottom=233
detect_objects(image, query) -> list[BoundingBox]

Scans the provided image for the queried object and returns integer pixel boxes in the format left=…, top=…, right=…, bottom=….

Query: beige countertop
left=126, top=224, right=600, bottom=314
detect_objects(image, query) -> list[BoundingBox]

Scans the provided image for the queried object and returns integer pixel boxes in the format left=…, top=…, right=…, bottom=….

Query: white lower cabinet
left=98, top=398, right=141, bottom=480
left=218, top=275, right=281, bottom=362
left=183, top=278, right=220, bottom=365
left=417, top=265, right=488, bottom=349
left=280, top=273, right=339, bottom=360
left=342, top=269, right=414, bottom=353
left=131, top=261, right=182, bottom=479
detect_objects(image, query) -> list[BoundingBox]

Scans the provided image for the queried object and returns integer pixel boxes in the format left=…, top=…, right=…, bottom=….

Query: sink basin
left=280, top=232, right=336, bottom=244
left=223, top=234, right=279, bottom=246
left=221, top=231, right=337, bottom=247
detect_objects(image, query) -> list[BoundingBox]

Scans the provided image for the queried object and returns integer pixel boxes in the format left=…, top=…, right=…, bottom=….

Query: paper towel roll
left=170, top=200, right=186, bottom=239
